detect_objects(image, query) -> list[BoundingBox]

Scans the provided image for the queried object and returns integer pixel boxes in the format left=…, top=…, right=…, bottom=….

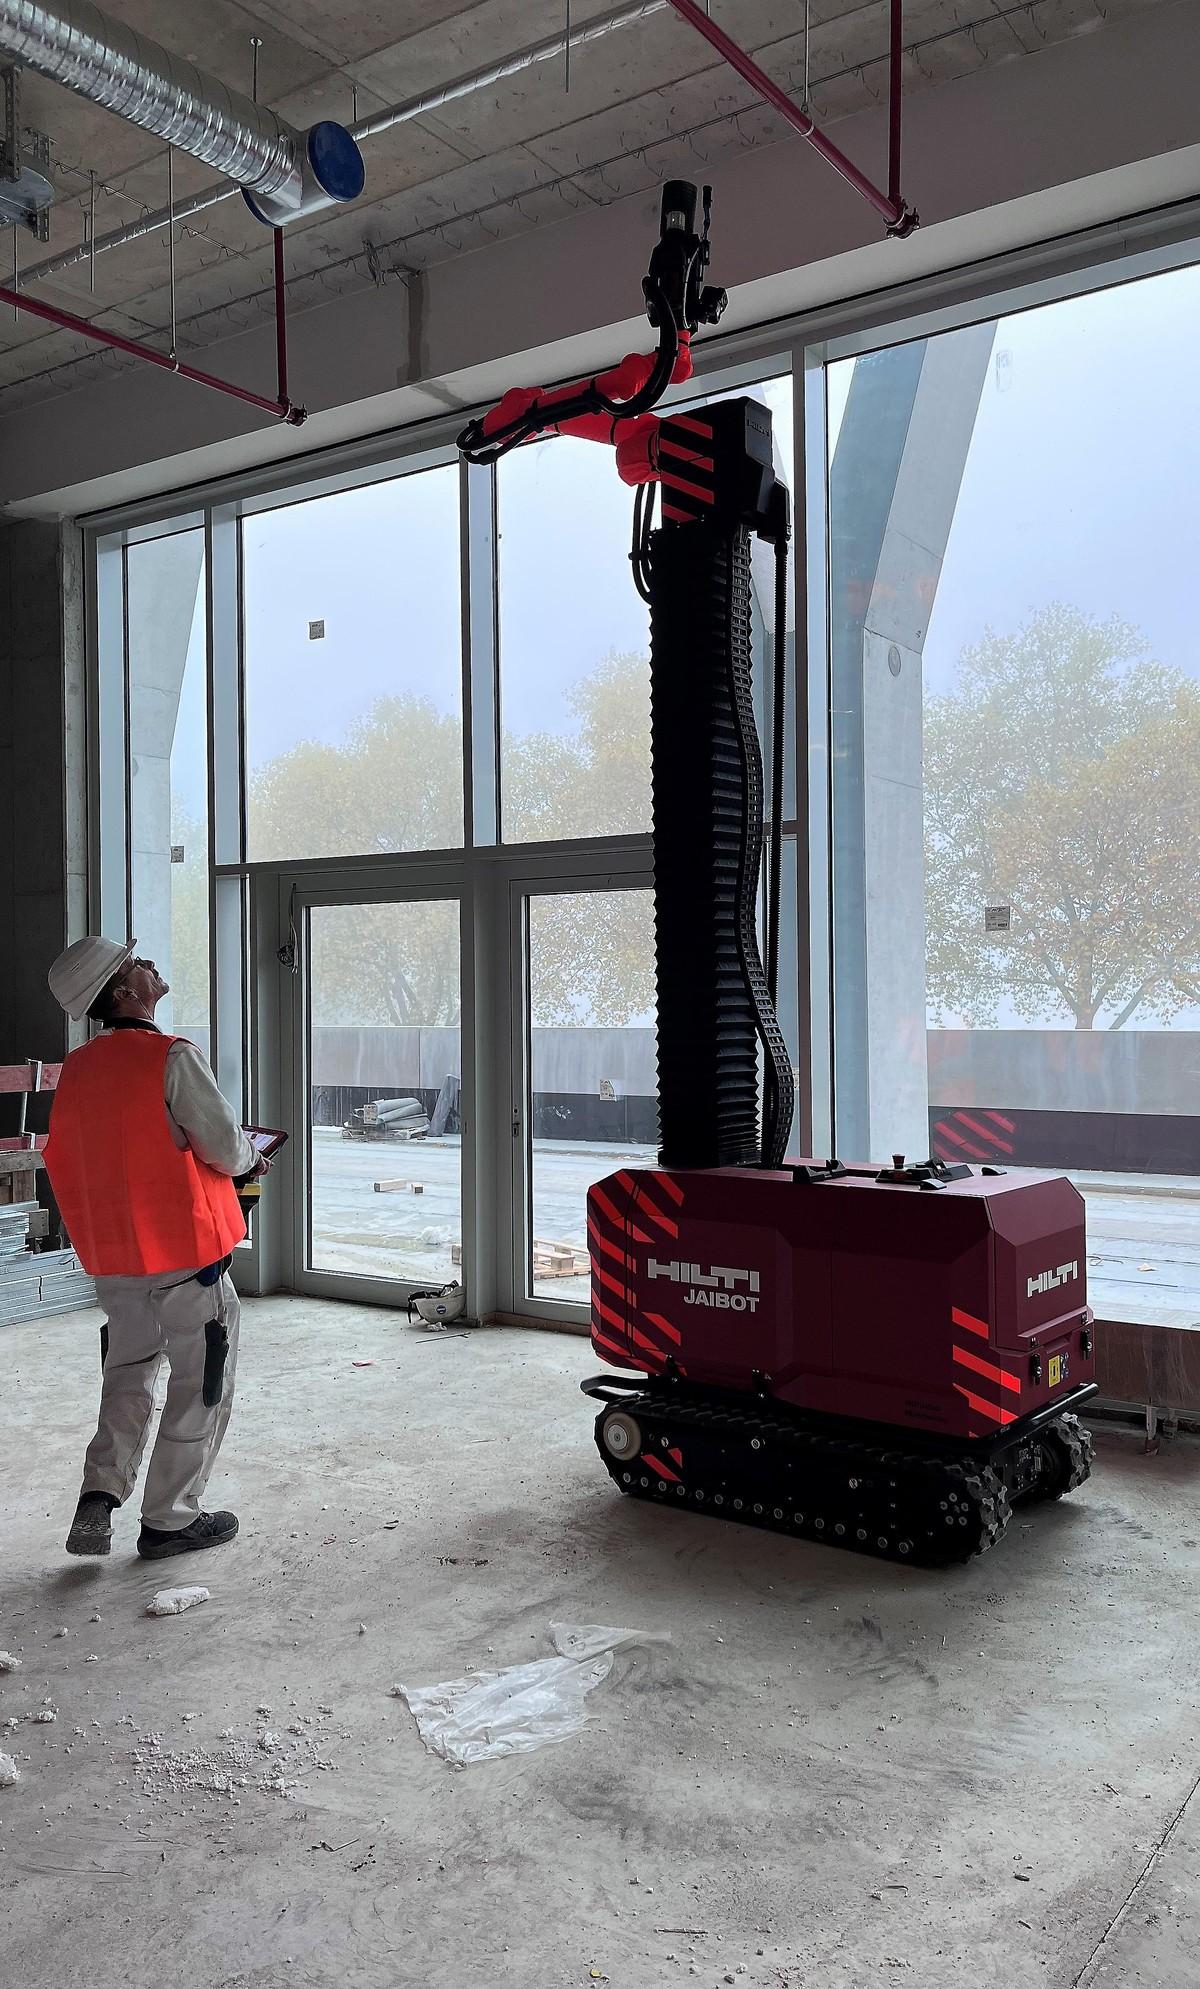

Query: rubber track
left=595, top=1394, right=1090, bottom=1567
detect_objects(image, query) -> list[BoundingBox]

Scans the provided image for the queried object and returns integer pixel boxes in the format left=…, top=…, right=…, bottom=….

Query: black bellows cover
left=649, top=518, right=791, bottom=1169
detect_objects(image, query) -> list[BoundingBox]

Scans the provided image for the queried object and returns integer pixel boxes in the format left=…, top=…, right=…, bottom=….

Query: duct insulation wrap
left=0, top=0, right=303, bottom=200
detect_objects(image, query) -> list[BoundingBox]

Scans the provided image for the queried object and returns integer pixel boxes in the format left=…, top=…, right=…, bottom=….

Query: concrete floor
left=3, top=1299, right=1200, bottom=1989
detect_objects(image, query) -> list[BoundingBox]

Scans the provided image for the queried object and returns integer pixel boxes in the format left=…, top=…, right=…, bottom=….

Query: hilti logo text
left=648, top=1258, right=761, bottom=1312
left=1027, top=1260, right=1079, bottom=1299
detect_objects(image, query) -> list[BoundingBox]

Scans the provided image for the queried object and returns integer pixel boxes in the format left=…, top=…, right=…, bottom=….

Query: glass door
left=511, top=879, right=657, bottom=1313
left=293, top=884, right=463, bottom=1300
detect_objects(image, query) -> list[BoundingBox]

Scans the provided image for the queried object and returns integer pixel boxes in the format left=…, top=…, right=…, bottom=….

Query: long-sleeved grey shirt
left=159, top=1039, right=256, bottom=1179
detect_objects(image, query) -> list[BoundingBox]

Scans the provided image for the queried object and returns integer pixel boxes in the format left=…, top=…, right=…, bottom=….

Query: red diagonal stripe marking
left=956, top=1111, right=1014, bottom=1153
left=597, top=1265, right=631, bottom=1304
left=643, top=1309, right=682, bottom=1347
left=660, top=437, right=714, bottom=471
left=667, top=1446, right=683, bottom=1465
left=641, top=1451, right=682, bottom=1484
left=669, top=413, right=712, bottom=438
left=592, top=1326, right=631, bottom=1363
left=590, top=1185, right=626, bottom=1227
left=632, top=1188, right=678, bottom=1239
left=982, top=1110, right=1016, bottom=1132
left=951, top=1306, right=989, bottom=1339
left=954, top=1382, right=1016, bottom=1427
left=954, top=1344, right=1021, bottom=1395
left=652, top=1172, right=685, bottom=1206
left=661, top=471, right=715, bottom=505
left=629, top=1324, right=666, bottom=1360
left=587, top=1214, right=624, bottom=1266
left=940, top=1120, right=990, bottom=1160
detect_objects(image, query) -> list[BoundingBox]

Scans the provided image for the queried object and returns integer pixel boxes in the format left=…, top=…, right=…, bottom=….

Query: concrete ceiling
left=0, top=0, right=1171, bottom=408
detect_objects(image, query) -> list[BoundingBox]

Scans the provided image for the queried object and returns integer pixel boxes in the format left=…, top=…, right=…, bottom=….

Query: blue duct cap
left=307, top=121, right=365, bottom=203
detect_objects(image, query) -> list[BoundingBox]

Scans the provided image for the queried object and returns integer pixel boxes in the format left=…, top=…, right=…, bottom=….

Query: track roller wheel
left=599, top=1409, right=642, bottom=1464
left=1029, top=1412, right=1093, bottom=1501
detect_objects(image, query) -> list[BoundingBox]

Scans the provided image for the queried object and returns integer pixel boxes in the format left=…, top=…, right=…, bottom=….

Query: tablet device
left=242, top=1125, right=289, bottom=1160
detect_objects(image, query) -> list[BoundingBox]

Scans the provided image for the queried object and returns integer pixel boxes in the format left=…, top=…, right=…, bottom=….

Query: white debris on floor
left=132, top=1710, right=340, bottom=1803
left=0, top=1753, right=19, bottom=1786
left=0, top=1652, right=21, bottom=1672
left=146, top=1586, right=210, bottom=1617
left=393, top=1622, right=670, bottom=1768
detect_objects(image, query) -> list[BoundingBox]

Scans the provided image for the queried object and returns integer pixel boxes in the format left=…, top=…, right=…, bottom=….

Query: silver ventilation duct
left=0, top=0, right=363, bottom=222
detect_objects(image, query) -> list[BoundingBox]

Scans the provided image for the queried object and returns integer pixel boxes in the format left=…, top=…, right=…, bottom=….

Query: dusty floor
left=2, top=1298, right=1198, bottom=1989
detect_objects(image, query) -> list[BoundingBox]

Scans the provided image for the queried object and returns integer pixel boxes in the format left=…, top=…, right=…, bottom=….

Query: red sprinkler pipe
left=664, top=0, right=917, bottom=237
left=0, top=282, right=307, bottom=425
left=273, top=227, right=290, bottom=409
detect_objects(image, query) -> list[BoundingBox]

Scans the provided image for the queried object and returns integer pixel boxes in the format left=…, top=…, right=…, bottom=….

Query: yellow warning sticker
left=1048, top=1354, right=1063, bottom=1388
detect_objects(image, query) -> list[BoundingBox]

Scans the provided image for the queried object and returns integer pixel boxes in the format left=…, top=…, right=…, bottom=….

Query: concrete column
left=0, top=520, right=87, bottom=1064
left=126, top=532, right=206, bottom=1034
left=830, top=326, right=995, bottom=1160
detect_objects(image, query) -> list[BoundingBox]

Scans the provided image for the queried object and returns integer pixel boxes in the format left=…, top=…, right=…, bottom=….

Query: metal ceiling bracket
left=0, top=63, right=52, bottom=238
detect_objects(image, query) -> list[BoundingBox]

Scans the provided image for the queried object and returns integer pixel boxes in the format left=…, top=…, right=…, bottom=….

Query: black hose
left=458, top=278, right=681, bottom=464
left=630, top=480, right=655, bottom=603
left=765, top=531, right=788, bottom=1010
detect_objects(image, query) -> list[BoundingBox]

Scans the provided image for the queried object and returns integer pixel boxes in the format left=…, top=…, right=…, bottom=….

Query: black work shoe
left=136, top=1511, right=239, bottom=1560
left=67, top=1492, right=119, bottom=1557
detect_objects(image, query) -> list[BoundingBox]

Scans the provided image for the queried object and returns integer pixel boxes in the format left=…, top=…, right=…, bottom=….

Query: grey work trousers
left=81, top=1268, right=241, bottom=1533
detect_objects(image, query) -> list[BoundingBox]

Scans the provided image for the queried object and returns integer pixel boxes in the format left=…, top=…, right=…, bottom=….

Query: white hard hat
left=47, top=935, right=136, bottom=1022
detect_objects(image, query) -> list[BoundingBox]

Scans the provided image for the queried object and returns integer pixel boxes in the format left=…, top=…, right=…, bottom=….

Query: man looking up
left=43, top=936, right=266, bottom=1560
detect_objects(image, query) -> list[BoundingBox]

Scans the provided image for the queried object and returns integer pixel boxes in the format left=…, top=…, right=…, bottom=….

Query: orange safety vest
left=43, top=1030, right=246, bottom=1278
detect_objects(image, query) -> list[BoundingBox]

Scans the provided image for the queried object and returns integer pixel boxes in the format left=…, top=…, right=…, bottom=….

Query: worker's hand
left=249, top=1153, right=273, bottom=1180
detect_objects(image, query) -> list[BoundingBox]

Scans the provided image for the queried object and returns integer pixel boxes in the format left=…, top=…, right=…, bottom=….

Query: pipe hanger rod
left=663, top=0, right=916, bottom=235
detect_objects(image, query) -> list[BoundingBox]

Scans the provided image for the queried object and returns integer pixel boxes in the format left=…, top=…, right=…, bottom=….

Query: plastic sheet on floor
left=393, top=1622, right=669, bottom=1767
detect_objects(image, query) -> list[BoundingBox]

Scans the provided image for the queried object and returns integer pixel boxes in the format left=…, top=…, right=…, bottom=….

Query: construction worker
left=44, top=935, right=268, bottom=1561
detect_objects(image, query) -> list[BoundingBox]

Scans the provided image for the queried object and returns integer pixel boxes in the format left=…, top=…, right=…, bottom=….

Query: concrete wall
left=300, top=1022, right=1200, bottom=1118
left=308, top=1025, right=659, bottom=1096
left=928, top=1030, right=1200, bottom=1119
left=0, top=520, right=86, bottom=1068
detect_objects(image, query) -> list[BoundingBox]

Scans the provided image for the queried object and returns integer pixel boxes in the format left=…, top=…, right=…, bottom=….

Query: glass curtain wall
left=125, top=528, right=210, bottom=1052
left=95, top=250, right=1200, bottom=1332
left=242, top=467, right=464, bottom=863
left=826, top=265, right=1200, bottom=1331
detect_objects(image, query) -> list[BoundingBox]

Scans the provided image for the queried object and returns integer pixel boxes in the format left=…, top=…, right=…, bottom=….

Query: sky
left=830, top=262, right=1200, bottom=694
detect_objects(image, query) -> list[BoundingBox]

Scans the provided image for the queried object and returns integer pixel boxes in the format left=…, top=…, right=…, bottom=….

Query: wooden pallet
left=532, top=1239, right=590, bottom=1280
